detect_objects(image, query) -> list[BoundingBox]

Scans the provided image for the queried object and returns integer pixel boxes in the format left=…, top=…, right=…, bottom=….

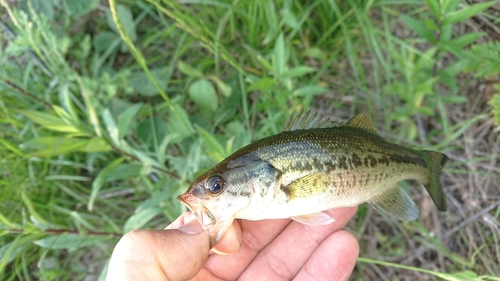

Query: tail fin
left=422, top=151, right=448, bottom=211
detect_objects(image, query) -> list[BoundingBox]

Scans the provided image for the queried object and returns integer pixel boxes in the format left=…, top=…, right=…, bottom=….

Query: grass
left=1, top=0, right=500, bottom=280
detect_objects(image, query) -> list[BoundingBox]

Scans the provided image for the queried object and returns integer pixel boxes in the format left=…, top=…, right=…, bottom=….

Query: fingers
left=130, top=208, right=358, bottom=280
left=293, top=230, right=359, bottom=281
left=201, top=219, right=292, bottom=280
left=106, top=220, right=210, bottom=281
left=167, top=212, right=243, bottom=255
left=238, top=207, right=358, bottom=280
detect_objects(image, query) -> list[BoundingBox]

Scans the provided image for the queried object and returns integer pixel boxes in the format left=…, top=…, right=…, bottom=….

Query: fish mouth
left=177, top=193, right=235, bottom=248
left=177, top=193, right=216, bottom=229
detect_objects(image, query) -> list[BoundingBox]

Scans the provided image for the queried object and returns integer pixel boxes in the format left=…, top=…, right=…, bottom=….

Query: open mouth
left=177, top=193, right=216, bottom=228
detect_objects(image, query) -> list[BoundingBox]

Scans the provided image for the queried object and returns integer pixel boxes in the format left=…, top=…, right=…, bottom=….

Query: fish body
left=178, top=111, right=448, bottom=246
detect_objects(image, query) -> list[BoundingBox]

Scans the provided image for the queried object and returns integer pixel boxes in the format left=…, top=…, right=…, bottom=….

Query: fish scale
left=178, top=110, right=448, bottom=247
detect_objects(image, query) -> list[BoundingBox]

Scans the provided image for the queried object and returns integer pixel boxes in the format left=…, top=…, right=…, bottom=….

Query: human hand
left=106, top=207, right=359, bottom=280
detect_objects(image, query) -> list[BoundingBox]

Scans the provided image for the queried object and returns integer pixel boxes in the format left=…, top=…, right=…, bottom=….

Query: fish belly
left=246, top=162, right=427, bottom=220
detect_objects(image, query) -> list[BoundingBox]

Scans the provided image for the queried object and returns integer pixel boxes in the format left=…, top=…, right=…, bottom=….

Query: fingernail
left=177, top=219, right=204, bottom=235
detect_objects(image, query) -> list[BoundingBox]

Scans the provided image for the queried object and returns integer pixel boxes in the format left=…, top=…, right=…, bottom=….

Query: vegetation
left=1, top=0, right=499, bottom=279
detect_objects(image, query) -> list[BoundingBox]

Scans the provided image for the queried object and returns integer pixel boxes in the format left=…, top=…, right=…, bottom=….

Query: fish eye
left=206, top=175, right=225, bottom=195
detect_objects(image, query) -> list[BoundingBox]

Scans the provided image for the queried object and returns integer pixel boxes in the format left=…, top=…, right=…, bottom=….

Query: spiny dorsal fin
left=344, top=110, right=379, bottom=135
left=283, top=110, right=335, bottom=131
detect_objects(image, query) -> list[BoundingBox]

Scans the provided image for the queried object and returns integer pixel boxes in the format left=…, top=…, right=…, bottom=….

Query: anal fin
left=292, top=212, right=335, bottom=225
left=368, top=186, right=419, bottom=221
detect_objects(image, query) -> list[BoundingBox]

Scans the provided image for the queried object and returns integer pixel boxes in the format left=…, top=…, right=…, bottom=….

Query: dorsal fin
left=283, top=110, right=335, bottom=131
left=344, top=110, right=379, bottom=135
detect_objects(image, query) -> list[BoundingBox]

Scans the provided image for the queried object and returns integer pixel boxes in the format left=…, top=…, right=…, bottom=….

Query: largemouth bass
left=178, top=111, right=448, bottom=247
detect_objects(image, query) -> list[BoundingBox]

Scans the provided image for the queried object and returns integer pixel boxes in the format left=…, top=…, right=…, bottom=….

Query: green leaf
left=401, top=15, right=436, bottom=44
left=21, top=136, right=64, bottom=150
left=0, top=236, right=33, bottom=266
left=107, top=4, right=137, bottom=41
left=102, top=108, right=120, bottom=145
left=488, top=93, right=500, bottom=126
left=136, top=117, right=167, bottom=150
left=21, top=192, right=48, bottom=226
left=248, top=78, right=276, bottom=91
left=425, top=0, right=441, bottom=19
left=441, top=0, right=459, bottom=13
left=450, top=270, right=478, bottom=279
left=22, top=137, right=94, bottom=157
left=44, top=175, right=91, bottom=181
left=58, top=84, right=80, bottom=126
left=443, top=2, right=494, bottom=25
left=166, top=104, right=194, bottom=143
left=0, top=138, right=24, bottom=157
left=34, top=234, right=102, bottom=250
left=209, top=76, right=232, bottom=97
left=136, top=190, right=172, bottom=212
left=106, top=163, right=142, bottom=181
left=441, top=41, right=463, bottom=57
left=450, top=32, right=485, bottom=48
left=423, top=19, right=438, bottom=32
left=129, top=68, right=170, bottom=96
left=117, top=103, right=143, bottom=139
left=292, top=85, right=328, bottom=97
left=80, top=81, right=102, bottom=137
left=302, top=47, right=327, bottom=60
left=123, top=207, right=163, bottom=233
left=88, top=157, right=125, bottom=211
left=177, top=61, right=203, bottom=78
left=441, top=95, right=468, bottom=104
left=19, top=0, right=54, bottom=20
left=64, top=0, right=99, bottom=17
left=93, top=31, right=119, bottom=53
left=273, top=33, right=286, bottom=76
left=188, top=79, right=218, bottom=112
left=195, top=124, right=226, bottom=161
left=18, top=110, right=83, bottom=133
left=256, top=55, right=274, bottom=72
left=462, top=42, right=500, bottom=77
left=416, top=106, right=434, bottom=116
left=85, top=137, right=112, bottom=152
left=279, top=66, right=315, bottom=79
left=437, top=70, right=458, bottom=93
left=0, top=212, right=21, bottom=229
left=52, top=105, right=75, bottom=124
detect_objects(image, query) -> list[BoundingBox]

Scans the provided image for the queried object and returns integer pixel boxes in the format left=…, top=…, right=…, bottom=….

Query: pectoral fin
left=281, top=172, right=330, bottom=201
left=292, top=212, right=335, bottom=225
left=368, top=186, right=419, bottom=221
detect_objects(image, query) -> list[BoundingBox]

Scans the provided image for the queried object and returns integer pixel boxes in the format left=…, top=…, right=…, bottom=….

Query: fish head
left=177, top=168, right=251, bottom=247
left=178, top=158, right=278, bottom=247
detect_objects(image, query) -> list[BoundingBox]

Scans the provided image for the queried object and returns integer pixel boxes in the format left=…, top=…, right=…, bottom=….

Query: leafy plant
left=461, top=41, right=500, bottom=125
left=0, top=0, right=498, bottom=280
left=391, top=0, right=493, bottom=141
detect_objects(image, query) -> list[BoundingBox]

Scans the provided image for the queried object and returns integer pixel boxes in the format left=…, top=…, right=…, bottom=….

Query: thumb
left=106, top=220, right=210, bottom=281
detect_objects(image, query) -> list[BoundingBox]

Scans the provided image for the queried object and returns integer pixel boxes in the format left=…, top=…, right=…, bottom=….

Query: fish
left=178, top=110, right=448, bottom=247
